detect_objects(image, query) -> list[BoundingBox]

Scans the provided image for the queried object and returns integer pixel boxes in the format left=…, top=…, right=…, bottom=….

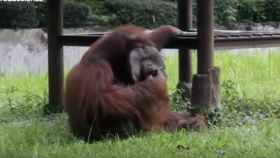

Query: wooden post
left=46, top=0, right=64, bottom=113
left=177, top=0, right=193, bottom=98
left=197, top=0, right=214, bottom=74
left=191, top=0, right=220, bottom=114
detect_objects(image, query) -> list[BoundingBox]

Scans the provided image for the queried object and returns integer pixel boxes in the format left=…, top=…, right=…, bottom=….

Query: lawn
left=0, top=49, right=280, bottom=158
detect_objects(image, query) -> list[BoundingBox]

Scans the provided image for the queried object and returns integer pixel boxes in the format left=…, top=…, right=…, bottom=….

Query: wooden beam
left=47, top=0, right=64, bottom=113
left=60, top=33, right=280, bottom=50
left=59, top=34, right=198, bottom=48
left=215, top=36, right=280, bottom=49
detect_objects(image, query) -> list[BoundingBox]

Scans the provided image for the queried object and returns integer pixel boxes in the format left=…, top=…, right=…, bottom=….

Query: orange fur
left=64, top=25, right=206, bottom=141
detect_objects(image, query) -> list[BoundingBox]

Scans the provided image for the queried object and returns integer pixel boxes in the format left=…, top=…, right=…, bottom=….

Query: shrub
left=63, top=1, right=93, bottom=28
left=72, top=0, right=106, bottom=15
left=237, top=0, right=266, bottom=23
left=35, top=2, right=47, bottom=28
left=192, top=0, right=239, bottom=28
left=215, top=0, right=239, bottom=28
left=0, top=2, right=39, bottom=28
left=103, top=0, right=177, bottom=28
left=263, top=0, right=280, bottom=22
left=0, top=1, right=96, bottom=28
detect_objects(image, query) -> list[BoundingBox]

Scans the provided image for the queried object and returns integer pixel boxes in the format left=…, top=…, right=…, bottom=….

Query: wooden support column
left=197, top=0, right=214, bottom=74
left=177, top=0, right=193, bottom=98
left=46, top=0, right=64, bottom=113
left=191, top=0, right=220, bottom=114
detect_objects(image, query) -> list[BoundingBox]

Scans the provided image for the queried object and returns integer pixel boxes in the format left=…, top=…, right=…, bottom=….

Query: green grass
left=165, top=50, right=280, bottom=98
left=0, top=116, right=280, bottom=158
left=1, top=50, right=280, bottom=158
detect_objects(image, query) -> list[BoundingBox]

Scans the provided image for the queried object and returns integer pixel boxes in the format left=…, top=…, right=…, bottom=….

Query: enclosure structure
left=47, top=0, right=280, bottom=113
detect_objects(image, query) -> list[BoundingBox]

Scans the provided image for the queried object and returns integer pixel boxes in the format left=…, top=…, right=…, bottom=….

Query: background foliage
left=1, top=0, right=280, bottom=29
left=103, top=0, right=177, bottom=28
left=0, top=2, right=39, bottom=28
